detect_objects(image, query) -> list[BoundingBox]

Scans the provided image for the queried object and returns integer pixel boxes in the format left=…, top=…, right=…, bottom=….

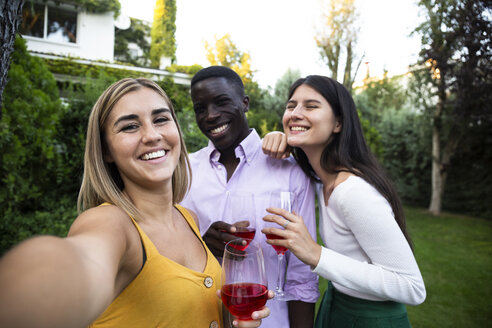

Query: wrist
left=308, top=243, right=322, bottom=269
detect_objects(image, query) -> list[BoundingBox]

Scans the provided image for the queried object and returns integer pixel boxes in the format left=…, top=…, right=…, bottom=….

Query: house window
left=20, top=2, right=77, bottom=43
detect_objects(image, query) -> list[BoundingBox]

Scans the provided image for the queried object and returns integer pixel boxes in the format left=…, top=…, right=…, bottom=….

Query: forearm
left=288, top=301, right=314, bottom=328
left=314, top=246, right=426, bottom=305
left=0, top=236, right=111, bottom=328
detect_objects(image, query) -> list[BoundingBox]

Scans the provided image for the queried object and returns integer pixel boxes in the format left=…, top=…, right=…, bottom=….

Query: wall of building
left=24, top=11, right=114, bottom=62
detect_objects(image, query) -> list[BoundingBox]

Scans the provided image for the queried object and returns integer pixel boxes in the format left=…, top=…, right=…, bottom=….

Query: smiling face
left=191, top=77, right=250, bottom=153
left=103, top=87, right=181, bottom=190
left=283, top=84, right=341, bottom=153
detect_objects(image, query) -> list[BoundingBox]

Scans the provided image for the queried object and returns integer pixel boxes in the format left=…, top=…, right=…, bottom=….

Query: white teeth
left=210, top=124, right=228, bottom=134
left=141, top=150, right=166, bottom=160
left=291, top=126, right=308, bottom=131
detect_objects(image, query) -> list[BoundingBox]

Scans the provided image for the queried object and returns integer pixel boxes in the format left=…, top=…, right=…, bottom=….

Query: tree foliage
left=115, top=18, right=151, bottom=67
left=377, top=108, right=432, bottom=206
left=72, top=0, right=121, bottom=16
left=354, top=70, right=431, bottom=206
left=0, top=37, right=74, bottom=253
left=316, top=0, right=362, bottom=92
left=205, top=34, right=253, bottom=82
left=355, top=72, right=408, bottom=122
left=414, top=0, right=492, bottom=214
left=150, top=0, right=176, bottom=67
left=249, top=69, right=301, bottom=137
left=1, top=37, right=63, bottom=212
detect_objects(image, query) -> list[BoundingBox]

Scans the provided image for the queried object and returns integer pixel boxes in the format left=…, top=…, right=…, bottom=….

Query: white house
left=20, top=0, right=114, bottom=62
left=19, top=0, right=190, bottom=85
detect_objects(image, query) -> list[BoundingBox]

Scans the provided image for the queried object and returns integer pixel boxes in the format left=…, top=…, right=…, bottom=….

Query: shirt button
left=209, top=320, right=219, bottom=328
left=204, top=276, right=213, bottom=288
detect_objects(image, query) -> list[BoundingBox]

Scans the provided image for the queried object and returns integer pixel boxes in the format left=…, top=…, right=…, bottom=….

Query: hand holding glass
left=264, top=191, right=293, bottom=300
left=223, top=194, right=256, bottom=251
left=221, top=239, right=268, bottom=322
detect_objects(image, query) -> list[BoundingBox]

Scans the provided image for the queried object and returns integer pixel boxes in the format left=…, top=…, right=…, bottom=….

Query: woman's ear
left=334, top=120, right=342, bottom=133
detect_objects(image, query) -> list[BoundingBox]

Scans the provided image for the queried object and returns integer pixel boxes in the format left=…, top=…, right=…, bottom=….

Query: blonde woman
left=0, top=78, right=271, bottom=328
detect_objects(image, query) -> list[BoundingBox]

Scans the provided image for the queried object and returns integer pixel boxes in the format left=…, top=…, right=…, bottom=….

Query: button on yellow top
left=204, top=276, right=213, bottom=288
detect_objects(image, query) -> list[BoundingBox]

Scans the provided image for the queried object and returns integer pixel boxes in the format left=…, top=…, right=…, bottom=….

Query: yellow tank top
left=89, top=204, right=223, bottom=328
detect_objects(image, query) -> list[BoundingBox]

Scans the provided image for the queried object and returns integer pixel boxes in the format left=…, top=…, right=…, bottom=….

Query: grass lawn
left=315, top=206, right=492, bottom=327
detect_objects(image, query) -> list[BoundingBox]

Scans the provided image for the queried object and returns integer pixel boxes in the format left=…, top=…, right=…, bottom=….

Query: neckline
left=132, top=205, right=213, bottom=275
left=321, top=175, right=359, bottom=207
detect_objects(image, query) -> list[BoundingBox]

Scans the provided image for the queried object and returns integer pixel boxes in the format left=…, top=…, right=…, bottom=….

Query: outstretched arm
left=0, top=206, right=132, bottom=328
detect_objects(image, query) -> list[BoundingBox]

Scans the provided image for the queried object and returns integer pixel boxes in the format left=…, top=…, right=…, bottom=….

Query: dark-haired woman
left=261, top=76, right=425, bottom=327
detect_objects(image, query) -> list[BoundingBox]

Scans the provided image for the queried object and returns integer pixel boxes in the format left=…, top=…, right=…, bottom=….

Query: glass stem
left=276, top=253, right=285, bottom=295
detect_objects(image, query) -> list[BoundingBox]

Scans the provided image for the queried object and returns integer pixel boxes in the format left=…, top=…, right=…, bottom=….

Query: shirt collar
left=206, top=129, right=260, bottom=165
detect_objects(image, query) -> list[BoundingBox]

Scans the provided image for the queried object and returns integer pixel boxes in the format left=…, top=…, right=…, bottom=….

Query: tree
left=414, top=0, right=492, bottom=215
left=0, top=0, right=24, bottom=118
left=204, top=34, right=253, bottom=82
left=355, top=71, right=408, bottom=122
left=264, top=69, right=301, bottom=119
left=316, top=0, right=363, bottom=93
left=150, top=0, right=176, bottom=68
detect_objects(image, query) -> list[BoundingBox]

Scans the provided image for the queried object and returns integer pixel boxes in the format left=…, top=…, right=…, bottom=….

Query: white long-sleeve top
left=313, top=176, right=426, bottom=305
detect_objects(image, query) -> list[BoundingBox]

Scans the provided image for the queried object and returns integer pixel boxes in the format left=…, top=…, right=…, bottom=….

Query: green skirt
left=314, top=283, right=411, bottom=328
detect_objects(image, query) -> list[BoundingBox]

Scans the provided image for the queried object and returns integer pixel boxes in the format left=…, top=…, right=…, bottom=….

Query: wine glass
left=264, top=191, right=294, bottom=300
left=223, top=193, right=256, bottom=251
left=221, top=239, right=268, bottom=323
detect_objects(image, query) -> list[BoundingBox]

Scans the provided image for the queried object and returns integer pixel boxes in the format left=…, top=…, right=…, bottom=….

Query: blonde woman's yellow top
left=89, top=204, right=223, bottom=328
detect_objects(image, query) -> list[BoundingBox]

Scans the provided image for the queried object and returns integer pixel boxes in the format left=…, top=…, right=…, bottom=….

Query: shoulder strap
left=99, top=202, right=158, bottom=258
left=175, top=204, right=201, bottom=236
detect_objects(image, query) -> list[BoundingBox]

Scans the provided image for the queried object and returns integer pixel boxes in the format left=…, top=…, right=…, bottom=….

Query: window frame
left=21, top=1, right=79, bottom=45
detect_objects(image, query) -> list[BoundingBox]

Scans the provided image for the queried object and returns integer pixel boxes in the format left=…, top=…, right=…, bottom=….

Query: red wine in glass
left=221, top=283, right=268, bottom=320
left=232, top=227, right=256, bottom=239
left=220, top=227, right=256, bottom=251
left=231, top=227, right=256, bottom=251
left=264, top=191, right=294, bottom=300
left=265, top=233, right=288, bottom=255
left=221, top=239, right=268, bottom=323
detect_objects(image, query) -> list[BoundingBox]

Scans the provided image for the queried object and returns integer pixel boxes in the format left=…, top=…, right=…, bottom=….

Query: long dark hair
left=288, top=75, right=413, bottom=249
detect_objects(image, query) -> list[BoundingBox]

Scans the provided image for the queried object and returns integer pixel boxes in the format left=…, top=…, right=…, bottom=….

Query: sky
left=119, top=0, right=423, bottom=89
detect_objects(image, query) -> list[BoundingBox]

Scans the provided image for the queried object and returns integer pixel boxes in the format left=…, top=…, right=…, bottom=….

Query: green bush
left=0, top=198, right=77, bottom=253
left=56, top=72, right=120, bottom=199
left=1, top=37, right=63, bottom=214
left=377, top=108, right=432, bottom=206
left=443, top=120, right=492, bottom=218
left=0, top=37, right=74, bottom=253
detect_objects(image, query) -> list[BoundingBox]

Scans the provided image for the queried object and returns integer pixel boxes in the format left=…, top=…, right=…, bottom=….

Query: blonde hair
left=77, top=78, right=191, bottom=220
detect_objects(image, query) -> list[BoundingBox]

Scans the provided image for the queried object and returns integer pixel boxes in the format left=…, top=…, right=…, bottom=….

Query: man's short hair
left=191, top=66, right=245, bottom=95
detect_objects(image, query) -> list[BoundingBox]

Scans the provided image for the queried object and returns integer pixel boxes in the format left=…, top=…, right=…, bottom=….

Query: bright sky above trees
left=120, top=0, right=422, bottom=88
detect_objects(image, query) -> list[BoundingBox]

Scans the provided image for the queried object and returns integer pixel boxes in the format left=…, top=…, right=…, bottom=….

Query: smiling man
left=180, top=66, right=319, bottom=328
